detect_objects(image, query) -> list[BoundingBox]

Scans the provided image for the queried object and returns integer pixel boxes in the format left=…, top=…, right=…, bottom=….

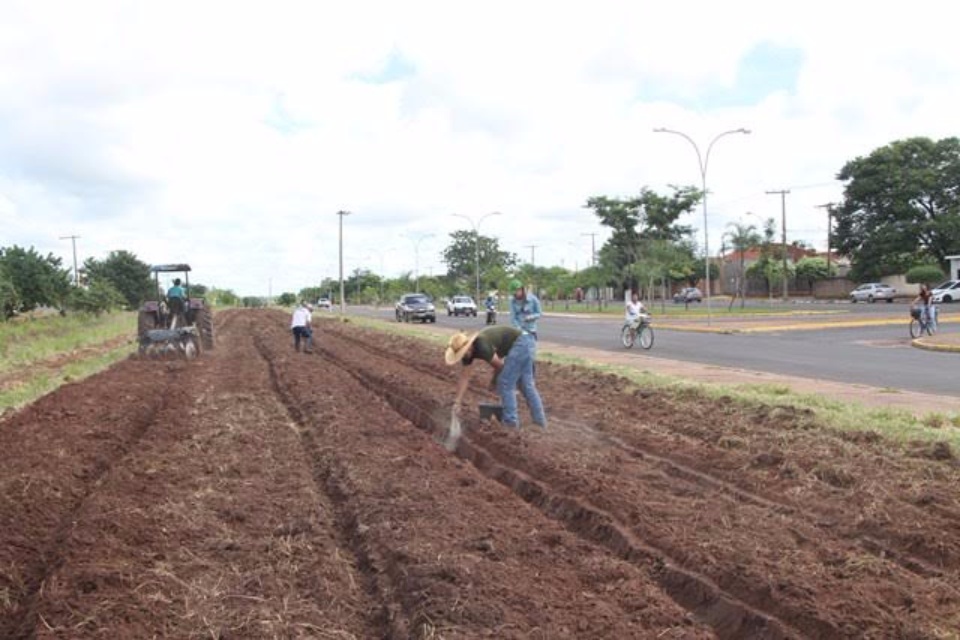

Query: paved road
left=347, top=305, right=959, bottom=397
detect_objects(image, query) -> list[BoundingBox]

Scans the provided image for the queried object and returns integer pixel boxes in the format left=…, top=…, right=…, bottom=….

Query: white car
left=849, top=282, right=896, bottom=303
left=316, top=297, right=332, bottom=310
left=446, top=295, right=478, bottom=317
left=931, top=280, right=960, bottom=303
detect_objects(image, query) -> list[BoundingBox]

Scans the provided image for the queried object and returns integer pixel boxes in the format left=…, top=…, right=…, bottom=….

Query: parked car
left=849, top=282, right=896, bottom=303
left=316, top=297, right=332, bottom=310
left=395, top=293, right=436, bottom=323
left=446, top=295, right=478, bottom=317
left=931, top=280, right=960, bottom=303
left=673, top=287, right=703, bottom=303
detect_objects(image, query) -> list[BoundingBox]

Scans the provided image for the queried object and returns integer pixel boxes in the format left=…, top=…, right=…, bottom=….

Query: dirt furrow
left=26, top=309, right=378, bottom=638
left=254, top=331, right=409, bottom=638
left=330, top=319, right=960, bottom=581
left=317, top=325, right=805, bottom=637
left=0, top=360, right=177, bottom=639
left=314, top=315, right=960, bottom=638
left=254, top=312, right=715, bottom=638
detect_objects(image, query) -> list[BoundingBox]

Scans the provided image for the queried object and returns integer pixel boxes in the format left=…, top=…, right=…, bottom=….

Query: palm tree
left=724, top=221, right=762, bottom=308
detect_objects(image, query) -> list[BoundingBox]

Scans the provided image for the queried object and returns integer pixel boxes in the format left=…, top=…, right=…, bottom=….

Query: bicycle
left=909, top=304, right=937, bottom=338
left=621, top=312, right=654, bottom=349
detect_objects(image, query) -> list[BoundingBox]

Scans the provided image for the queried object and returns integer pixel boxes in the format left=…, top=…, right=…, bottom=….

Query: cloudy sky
left=2, top=1, right=957, bottom=296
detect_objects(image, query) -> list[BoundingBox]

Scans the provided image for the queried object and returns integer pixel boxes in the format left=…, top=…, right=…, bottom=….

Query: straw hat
left=444, top=331, right=478, bottom=365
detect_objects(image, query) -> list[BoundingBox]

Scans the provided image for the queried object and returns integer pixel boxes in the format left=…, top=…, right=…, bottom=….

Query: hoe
left=137, top=264, right=215, bottom=359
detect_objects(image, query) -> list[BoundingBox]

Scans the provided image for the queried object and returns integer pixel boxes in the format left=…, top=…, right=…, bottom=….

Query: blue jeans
left=292, top=326, right=313, bottom=351
left=497, top=333, right=546, bottom=428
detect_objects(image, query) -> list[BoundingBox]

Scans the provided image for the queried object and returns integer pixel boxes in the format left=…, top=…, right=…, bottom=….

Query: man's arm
left=525, top=295, right=542, bottom=322
left=452, top=365, right=473, bottom=414
left=488, top=353, right=504, bottom=389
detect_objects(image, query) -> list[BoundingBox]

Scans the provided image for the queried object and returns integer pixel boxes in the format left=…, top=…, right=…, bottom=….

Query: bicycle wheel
left=909, top=319, right=922, bottom=339
left=621, top=325, right=635, bottom=348
left=638, top=325, right=654, bottom=350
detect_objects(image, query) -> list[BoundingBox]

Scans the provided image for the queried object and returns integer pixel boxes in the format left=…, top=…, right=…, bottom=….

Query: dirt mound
left=1, top=308, right=957, bottom=638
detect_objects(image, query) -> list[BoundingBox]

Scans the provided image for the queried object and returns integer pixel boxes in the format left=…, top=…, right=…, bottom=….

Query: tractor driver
left=167, top=278, right=187, bottom=328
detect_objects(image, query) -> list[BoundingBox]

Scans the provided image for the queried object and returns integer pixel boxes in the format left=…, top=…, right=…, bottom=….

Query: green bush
left=67, top=279, right=127, bottom=316
left=905, top=264, right=945, bottom=285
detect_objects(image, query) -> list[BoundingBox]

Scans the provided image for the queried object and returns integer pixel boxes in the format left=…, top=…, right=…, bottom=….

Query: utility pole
left=336, top=210, right=351, bottom=316
left=59, top=235, right=80, bottom=286
left=581, top=232, right=597, bottom=267
left=816, top=203, right=835, bottom=273
left=766, top=189, right=791, bottom=300
left=525, top=244, right=538, bottom=267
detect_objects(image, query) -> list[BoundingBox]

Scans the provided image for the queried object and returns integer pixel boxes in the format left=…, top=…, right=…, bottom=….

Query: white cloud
left=2, top=0, right=958, bottom=295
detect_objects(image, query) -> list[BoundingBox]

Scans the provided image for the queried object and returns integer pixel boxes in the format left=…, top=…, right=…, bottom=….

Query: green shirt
left=463, top=326, right=521, bottom=366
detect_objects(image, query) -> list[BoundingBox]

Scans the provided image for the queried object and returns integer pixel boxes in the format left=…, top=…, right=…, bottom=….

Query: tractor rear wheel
left=198, top=307, right=215, bottom=351
left=137, top=310, right=158, bottom=339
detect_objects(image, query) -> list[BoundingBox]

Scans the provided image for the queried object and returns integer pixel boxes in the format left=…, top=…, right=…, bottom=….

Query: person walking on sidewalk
left=445, top=326, right=547, bottom=430
left=290, top=302, right=314, bottom=353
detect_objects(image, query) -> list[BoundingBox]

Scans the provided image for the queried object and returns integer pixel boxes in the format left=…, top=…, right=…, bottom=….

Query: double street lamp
left=452, top=211, right=502, bottom=303
left=653, top=127, right=750, bottom=325
left=405, top=233, right=434, bottom=293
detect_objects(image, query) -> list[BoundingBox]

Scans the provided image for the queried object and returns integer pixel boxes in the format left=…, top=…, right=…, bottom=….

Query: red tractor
left=137, top=264, right=214, bottom=358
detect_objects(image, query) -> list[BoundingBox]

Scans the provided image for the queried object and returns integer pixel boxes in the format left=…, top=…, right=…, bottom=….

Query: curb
left=911, top=336, right=960, bottom=353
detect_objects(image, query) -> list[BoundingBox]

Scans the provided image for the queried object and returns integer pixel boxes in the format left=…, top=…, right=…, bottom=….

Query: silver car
left=849, top=282, right=896, bottom=303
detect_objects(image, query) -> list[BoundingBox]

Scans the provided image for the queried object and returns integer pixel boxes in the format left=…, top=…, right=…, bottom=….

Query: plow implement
left=138, top=327, right=201, bottom=359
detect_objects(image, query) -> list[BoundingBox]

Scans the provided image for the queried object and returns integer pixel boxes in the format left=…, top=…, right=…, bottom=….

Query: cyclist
left=624, top=290, right=646, bottom=327
left=913, top=284, right=936, bottom=330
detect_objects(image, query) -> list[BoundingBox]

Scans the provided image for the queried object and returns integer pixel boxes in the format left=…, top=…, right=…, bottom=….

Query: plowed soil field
left=1, top=308, right=958, bottom=639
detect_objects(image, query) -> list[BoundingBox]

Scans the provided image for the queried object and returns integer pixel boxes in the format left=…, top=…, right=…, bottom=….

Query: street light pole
left=452, top=212, right=501, bottom=302
left=653, top=127, right=750, bottom=325
left=405, top=233, right=434, bottom=293
left=336, top=210, right=351, bottom=316
left=580, top=232, right=598, bottom=267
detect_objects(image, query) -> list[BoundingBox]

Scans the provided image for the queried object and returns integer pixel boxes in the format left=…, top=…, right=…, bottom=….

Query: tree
left=0, top=265, right=19, bottom=319
left=833, top=136, right=960, bottom=280
left=724, top=221, right=762, bottom=308
left=441, top=231, right=517, bottom=290
left=276, top=292, right=297, bottom=306
left=629, top=239, right=695, bottom=308
left=67, top=278, right=126, bottom=315
left=0, top=245, right=71, bottom=313
left=206, top=288, right=239, bottom=306
left=84, top=250, right=153, bottom=310
left=795, top=257, right=837, bottom=290
left=584, top=186, right=700, bottom=293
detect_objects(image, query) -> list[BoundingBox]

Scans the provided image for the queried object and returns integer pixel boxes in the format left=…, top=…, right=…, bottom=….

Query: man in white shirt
left=290, top=302, right=314, bottom=353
